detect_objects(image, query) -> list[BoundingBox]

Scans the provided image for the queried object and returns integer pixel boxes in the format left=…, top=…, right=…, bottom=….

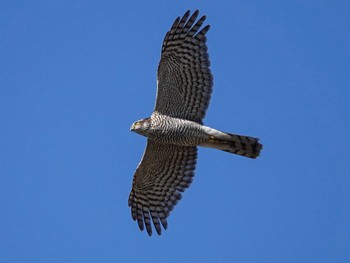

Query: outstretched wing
left=154, top=10, right=213, bottom=124
left=128, top=140, right=197, bottom=236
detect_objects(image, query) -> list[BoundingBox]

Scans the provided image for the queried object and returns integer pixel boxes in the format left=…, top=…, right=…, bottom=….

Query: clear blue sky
left=1, top=1, right=349, bottom=262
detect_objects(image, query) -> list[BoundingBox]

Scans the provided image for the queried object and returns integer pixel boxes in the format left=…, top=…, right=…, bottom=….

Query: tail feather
left=200, top=128, right=262, bottom=158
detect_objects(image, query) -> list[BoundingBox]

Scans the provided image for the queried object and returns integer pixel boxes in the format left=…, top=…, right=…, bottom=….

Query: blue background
left=1, top=1, right=349, bottom=262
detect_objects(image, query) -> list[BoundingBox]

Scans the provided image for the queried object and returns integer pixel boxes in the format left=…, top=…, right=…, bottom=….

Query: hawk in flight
left=128, top=10, right=262, bottom=236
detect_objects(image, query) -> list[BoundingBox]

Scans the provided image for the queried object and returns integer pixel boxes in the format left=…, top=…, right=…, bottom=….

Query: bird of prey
left=128, top=10, right=262, bottom=236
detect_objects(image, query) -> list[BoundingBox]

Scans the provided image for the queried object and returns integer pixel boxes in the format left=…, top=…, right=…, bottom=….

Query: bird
left=128, top=10, right=262, bottom=236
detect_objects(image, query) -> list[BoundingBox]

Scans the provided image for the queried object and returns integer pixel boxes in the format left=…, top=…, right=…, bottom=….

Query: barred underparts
left=128, top=10, right=262, bottom=236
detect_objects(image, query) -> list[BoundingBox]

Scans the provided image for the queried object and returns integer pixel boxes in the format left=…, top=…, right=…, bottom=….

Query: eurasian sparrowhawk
left=128, top=10, right=262, bottom=236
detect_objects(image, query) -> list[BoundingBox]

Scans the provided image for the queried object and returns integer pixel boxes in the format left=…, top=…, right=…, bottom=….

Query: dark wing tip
left=171, top=16, right=181, bottom=31
left=202, top=24, right=210, bottom=33
left=129, top=193, right=168, bottom=236
left=193, top=9, right=200, bottom=16
left=196, top=24, right=211, bottom=40
left=161, top=10, right=210, bottom=54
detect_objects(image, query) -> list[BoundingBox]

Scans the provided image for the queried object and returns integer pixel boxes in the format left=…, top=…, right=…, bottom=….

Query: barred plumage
left=129, top=10, right=263, bottom=236
left=128, top=142, right=197, bottom=235
left=156, top=10, right=212, bottom=124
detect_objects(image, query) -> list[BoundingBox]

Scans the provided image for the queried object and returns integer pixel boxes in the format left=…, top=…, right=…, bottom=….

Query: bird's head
left=130, top=118, right=151, bottom=136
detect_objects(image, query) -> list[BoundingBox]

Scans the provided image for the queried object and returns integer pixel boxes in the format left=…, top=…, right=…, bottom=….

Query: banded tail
left=200, top=127, right=263, bottom=159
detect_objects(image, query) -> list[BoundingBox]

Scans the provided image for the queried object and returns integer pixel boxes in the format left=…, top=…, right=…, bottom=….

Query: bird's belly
left=149, top=121, right=209, bottom=146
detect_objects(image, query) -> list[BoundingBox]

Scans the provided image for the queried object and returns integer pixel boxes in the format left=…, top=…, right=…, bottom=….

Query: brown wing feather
left=155, top=10, right=213, bottom=124
left=128, top=140, right=197, bottom=236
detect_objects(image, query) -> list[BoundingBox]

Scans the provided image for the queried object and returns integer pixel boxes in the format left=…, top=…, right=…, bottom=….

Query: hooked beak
left=130, top=122, right=140, bottom=132
left=131, top=121, right=143, bottom=132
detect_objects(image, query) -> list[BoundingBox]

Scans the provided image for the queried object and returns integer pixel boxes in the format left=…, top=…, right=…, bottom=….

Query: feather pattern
left=155, top=10, right=213, bottom=124
left=128, top=140, right=197, bottom=236
left=129, top=10, right=263, bottom=236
